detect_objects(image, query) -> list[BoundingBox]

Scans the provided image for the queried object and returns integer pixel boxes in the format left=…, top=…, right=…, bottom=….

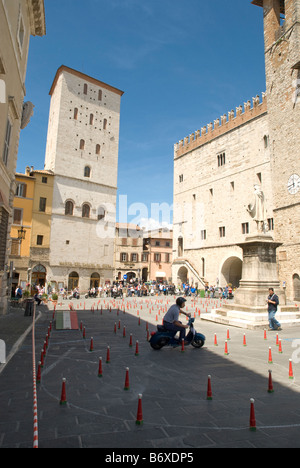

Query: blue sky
left=17, top=0, right=266, bottom=227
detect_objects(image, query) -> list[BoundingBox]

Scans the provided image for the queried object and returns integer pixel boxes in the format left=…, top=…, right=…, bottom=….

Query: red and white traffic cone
left=243, top=334, right=247, bottom=347
left=136, top=394, right=143, bottom=425
left=181, top=338, right=185, bottom=353
left=135, top=340, right=139, bottom=356
left=224, top=340, right=229, bottom=355
left=278, top=339, right=283, bottom=354
left=98, top=357, right=103, bottom=377
left=207, top=375, right=213, bottom=400
left=249, top=398, right=256, bottom=431
left=268, top=369, right=274, bottom=393
left=60, top=378, right=67, bottom=405
left=129, top=334, right=133, bottom=347
left=124, top=367, right=130, bottom=391
left=90, top=337, right=94, bottom=352
left=36, top=362, right=42, bottom=384
left=106, top=346, right=110, bottom=364
left=214, top=334, right=218, bottom=346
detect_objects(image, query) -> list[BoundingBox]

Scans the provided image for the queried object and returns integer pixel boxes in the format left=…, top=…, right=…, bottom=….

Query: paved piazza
left=1, top=296, right=300, bottom=449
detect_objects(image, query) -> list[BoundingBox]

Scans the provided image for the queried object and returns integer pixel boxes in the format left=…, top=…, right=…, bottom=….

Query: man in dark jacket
left=267, top=288, right=282, bottom=331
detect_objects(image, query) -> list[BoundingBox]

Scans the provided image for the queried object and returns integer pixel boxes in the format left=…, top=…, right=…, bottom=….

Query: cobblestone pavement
left=1, top=296, right=300, bottom=451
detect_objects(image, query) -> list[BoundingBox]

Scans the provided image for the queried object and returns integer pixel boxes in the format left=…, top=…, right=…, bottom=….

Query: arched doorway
left=177, top=266, right=188, bottom=284
left=293, top=274, right=300, bottom=301
left=68, top=271, right=79, bottom=291
left=32, top=264, right=46, bottom=289
left=220, top=256, right=243, bottom=288
left=142, top=268, right=148, bottom=282
left=126, top=271, right=136, bottom=282
left=90, top=273, right=100, bottom=289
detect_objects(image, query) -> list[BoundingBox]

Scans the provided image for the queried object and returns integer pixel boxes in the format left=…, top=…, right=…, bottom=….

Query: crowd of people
left=13, top=280, right=235, bottom=302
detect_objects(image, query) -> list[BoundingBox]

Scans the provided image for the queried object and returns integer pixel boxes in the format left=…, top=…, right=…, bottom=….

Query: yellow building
left=10, top=169, right=35, bottom=292
left=9, top=166, right=54, bottom=295
left=30, top=168, right=54, bottom=289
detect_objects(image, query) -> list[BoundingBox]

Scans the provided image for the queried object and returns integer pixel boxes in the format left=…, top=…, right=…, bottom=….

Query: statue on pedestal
left=247, top=184, right=269, bottom=234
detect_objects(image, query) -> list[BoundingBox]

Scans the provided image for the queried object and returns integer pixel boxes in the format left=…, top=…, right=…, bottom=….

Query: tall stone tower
left=252, top=0, right=300, bottom=300
left=44, top=66, right=124, bottom=291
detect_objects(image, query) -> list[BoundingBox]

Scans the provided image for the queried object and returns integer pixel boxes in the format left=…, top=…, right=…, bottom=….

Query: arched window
left=97, top=206, right=106, bottom=221
left=65, top=200, right=74, bottom=216
left=83, top=83, right=88, bottom=95
left=96, top=144, right=101, bottom=155
left=90, top=114, right=94, bottom=125
left=84, top=166, right=91, bottom=178
left=74, top=108, right=78, bottom=120
left=82, top=203, right=90, bottom=218
left=80, top=139, right=85, bottom=150
left=103, top=119, right=107, bottom=130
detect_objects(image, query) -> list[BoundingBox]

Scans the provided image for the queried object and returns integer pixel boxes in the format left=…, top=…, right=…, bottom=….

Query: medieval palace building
left=172, top=0, right=300, bottom=302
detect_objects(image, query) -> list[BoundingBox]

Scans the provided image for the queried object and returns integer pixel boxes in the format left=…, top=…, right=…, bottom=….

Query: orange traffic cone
left=224, top=340, right=229, bottom=355
left=289, top=359, right=294, bottom=380
left=268, top=347, right=273, bottom=364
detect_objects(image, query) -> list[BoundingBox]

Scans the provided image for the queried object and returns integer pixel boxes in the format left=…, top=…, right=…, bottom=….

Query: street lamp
left=17, top=226, right=26, bottom=241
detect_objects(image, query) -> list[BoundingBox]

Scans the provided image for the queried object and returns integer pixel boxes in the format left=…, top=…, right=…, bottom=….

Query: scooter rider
left=163, top=297, right=191, bottom=344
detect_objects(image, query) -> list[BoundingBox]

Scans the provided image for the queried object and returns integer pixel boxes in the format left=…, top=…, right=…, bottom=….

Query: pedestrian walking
left=267, top=287, right=282, bottom=331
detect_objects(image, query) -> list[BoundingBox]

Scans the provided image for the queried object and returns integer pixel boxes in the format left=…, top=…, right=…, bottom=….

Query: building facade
left=0, top=0, right=46, bottom=313
left=44, top=66, right=124, bottom=293
left=172, top=0, right=300, bottom=301
left=143, top=229, right=173, bottom=283
left=9, top=166, right=54, bottom=293
left=114, top=223, right=144, bottom=283
left=253, top=0, right=300, bottom=300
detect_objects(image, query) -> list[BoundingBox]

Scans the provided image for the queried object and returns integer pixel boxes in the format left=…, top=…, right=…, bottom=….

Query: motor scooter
left=150, top=317, right=205, bottom=350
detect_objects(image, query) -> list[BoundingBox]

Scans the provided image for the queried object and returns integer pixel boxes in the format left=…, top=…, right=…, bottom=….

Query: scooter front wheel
left=191, top=337, right=205, bottom=348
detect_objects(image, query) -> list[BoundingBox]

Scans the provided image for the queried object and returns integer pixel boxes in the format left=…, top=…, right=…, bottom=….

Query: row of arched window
left=74, top=108, right=108, bottom=130
left=83, top=83, right=103, bottom=101
left=65, top=200, right=106, bottom=220
left=79, top=139, right=101, bottom=155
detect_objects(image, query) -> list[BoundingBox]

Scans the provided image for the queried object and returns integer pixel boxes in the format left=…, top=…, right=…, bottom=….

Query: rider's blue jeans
left=163, top=321, right=186, bottom=341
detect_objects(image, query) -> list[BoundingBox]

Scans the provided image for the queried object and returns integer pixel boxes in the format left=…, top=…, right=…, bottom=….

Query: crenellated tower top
left=174, top=92, right=267, bottom=158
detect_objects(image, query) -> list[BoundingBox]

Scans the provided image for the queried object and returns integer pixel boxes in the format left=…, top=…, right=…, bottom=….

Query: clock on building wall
left=287, top=174, right=300, bottom=195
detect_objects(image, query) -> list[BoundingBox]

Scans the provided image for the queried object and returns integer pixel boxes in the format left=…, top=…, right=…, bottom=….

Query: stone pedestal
left=202, top=235, right=300, bottom=329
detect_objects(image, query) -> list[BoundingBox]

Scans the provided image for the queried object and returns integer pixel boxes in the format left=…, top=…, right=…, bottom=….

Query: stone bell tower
left=252, top=0, right=300, bottom=301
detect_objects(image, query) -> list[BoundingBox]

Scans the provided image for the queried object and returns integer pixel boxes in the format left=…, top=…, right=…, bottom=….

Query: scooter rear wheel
left=150, top=336, right=170, bottom=350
